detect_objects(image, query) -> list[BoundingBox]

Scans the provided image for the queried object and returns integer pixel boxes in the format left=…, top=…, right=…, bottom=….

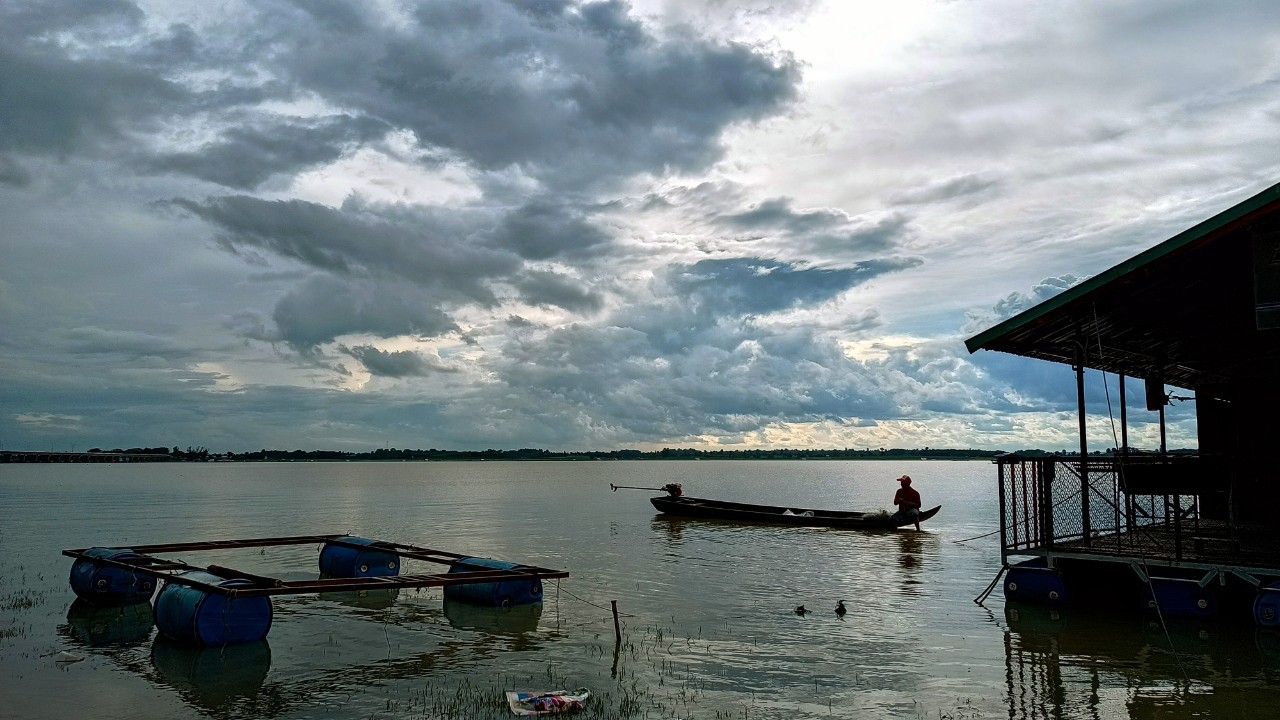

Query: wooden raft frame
left=63, top=534, right=569, bottom=598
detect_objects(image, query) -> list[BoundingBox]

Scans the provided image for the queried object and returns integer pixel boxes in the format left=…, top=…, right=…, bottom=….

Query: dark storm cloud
left=54, top=327, right=192, bottom=360
left=341, top=345, right=456, bottom=378
left=172, top=195, right=517, bottom=302
left=275, top=0, right=801, bottom=190
left=487, top=200, right=613, bottom=260
left=0, top=0, right=143, bottom=42
left=0, top=39, right=186, bottom=159
left=716, top=197, right=910, bottom=256
left=149, top=115, right=390, bottom=190
left=4, top=0, right=800, bottom=195
left=513, top=270, right=606, bottom=313
left=271, top=276, right=458, bottom=351
left=721, top=197, right=848, bottom=233
left=667, top=257, right=913, bottom=318
left=0, top=157, right=32, bottom=187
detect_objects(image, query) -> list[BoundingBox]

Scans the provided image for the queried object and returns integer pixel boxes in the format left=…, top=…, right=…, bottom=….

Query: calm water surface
left=2, top=460, right=1278, bottom=719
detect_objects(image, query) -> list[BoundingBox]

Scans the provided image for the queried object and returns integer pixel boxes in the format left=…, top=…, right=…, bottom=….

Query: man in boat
left=892, top=475, right=922, bottom=531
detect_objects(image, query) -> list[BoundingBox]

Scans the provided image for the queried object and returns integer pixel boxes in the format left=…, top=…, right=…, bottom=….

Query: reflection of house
left=1003, top=603, right=1280, bottom=718
left=966, top=183, right=1280, bottom=619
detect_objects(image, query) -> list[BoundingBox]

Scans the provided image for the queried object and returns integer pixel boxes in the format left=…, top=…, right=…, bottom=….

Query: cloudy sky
left=3, top=0, right=1279, bottom=453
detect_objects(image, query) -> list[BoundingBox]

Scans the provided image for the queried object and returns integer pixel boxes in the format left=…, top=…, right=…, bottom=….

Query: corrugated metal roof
left=965, top=182, right=1280, bottom=390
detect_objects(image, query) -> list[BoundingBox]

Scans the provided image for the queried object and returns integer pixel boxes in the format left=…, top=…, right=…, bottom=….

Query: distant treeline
left=7, top=446, right=1194, bottom=463
left=78, top=446, right=1006, bottom=461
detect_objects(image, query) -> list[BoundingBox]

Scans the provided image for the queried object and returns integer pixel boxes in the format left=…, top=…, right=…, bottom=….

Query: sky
left=3, top=0, right=1280, bottom=454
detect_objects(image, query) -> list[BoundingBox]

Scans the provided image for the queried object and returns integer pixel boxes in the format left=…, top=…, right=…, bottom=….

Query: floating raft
left=64, top=534, right=568, bottom=646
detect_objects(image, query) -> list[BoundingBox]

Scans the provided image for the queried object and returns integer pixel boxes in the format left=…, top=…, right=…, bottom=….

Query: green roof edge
left=964, top=181, right=1280, bottom=354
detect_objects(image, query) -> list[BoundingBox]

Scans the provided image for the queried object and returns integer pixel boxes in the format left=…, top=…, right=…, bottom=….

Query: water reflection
left=652, top=517, right=685, bottom=545
left=316, top=587, right=400, bottom=610
left=62, top=599, right=154, bottom=647
left=150, top=637, right=272, bottom=710
left=444, top=598, right=542, bottom=636
left=1004, top=602, right=1280, bottom=717
left=894, top=531, right=933, bottom=597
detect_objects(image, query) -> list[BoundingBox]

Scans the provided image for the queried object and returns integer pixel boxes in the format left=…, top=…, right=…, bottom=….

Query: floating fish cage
left=63, top=534, right=568, bottom=647
left=996, top=553, right=1280, bottom=628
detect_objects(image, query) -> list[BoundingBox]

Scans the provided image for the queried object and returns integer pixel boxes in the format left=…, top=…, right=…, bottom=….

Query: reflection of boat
left=443, top=597, right=542, bottom=634
left=150, top=636, right=271, bottom=709
left=63, top=598, right=154, bottom=646
left=650, top=496, right=941, bottom=529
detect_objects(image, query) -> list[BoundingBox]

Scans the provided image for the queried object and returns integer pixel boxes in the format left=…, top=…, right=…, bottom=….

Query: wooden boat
left=649, top=495, right=941, bottom=529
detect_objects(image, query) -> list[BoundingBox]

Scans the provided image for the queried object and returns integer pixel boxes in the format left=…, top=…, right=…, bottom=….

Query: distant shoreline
left=1, top=448, right=1009, bottom=463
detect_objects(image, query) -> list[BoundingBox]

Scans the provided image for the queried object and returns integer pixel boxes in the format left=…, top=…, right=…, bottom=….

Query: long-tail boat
left=649, top=495, right=941, bottom=530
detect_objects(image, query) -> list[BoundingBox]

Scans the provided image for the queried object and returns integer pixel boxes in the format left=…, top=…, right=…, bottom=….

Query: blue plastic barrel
left=443, top=558, right=544, bottom=607
left=69, top=548, right=155, bottom=604
left=1140, top=577, right=1216, bottom=619
left=1004, top=558, right=1066, bottom=605
left=153, top=571, right=273, bottom=646
left=318, top=536, right=400, bottom=578
left=1254, top=582, right=1280, bottom=627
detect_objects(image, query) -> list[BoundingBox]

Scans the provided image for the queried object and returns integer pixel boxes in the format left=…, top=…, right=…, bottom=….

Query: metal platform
left=63, top=534, right=569, bottom=597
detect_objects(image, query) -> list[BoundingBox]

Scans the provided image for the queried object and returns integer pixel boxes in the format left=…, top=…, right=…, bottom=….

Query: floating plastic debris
left=504, top=688, right=590, bottom=716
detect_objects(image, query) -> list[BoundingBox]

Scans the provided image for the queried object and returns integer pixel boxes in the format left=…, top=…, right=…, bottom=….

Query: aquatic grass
left=0, top=590, right=44, bottom=611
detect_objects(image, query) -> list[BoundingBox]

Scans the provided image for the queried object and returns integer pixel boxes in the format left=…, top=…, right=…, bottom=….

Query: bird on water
left=794, top=605, right=808, bottom=616
left=835, top=600, right=846, bottom=618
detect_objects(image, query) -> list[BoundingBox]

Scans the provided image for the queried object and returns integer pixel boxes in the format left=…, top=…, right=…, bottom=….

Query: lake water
left=2, top=460, right=1278, bottom=719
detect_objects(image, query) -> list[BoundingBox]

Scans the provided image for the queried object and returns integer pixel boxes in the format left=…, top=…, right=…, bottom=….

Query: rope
left=553, top=579, right=638, bottom=617
left=1093, top=305, right=1121, bottom=453
left=952, top=528, right=1000, bottom=544
left=1136, top=555, right=1192, bottom=682
left=973, top=564, right=1008, bottom=606
left=1092, top=306, right=1191, bottom=683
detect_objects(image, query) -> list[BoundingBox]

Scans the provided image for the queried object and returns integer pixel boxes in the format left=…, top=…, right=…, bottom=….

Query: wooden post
left=611, top=600, right=621, bottom=643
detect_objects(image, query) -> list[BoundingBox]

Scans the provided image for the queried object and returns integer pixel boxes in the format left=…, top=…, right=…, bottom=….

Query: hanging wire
left=1091, top=304, right=1191, bottom=683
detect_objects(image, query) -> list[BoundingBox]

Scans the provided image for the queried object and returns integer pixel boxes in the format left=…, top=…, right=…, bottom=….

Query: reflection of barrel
left=153, top=571, right=273, bottom=646
left=1257, top=628, right=1280, bottom=667
left=1005, top=559, right=1066, bottom=605
left=1140, top=577, right=1216, bottom=619
left=1254, top=582, right=1280, bottom=627
left=318, top=536, right=400, bottom=578
left=64, top=598, right=154, bottom=646
left=151, top=635, right=271, bottom=709
left=443, top=597, right=542, bottom=633
left=444, top=558, right=543, bottom=607
left=68, top=548, right=155, bottom=604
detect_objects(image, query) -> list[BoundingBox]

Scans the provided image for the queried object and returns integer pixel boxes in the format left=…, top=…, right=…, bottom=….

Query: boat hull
left=649, top=496, right=941, bottom=529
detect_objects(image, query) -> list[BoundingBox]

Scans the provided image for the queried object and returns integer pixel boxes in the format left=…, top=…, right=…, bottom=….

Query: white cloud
left=0, top=0, right=1274, bottom=451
